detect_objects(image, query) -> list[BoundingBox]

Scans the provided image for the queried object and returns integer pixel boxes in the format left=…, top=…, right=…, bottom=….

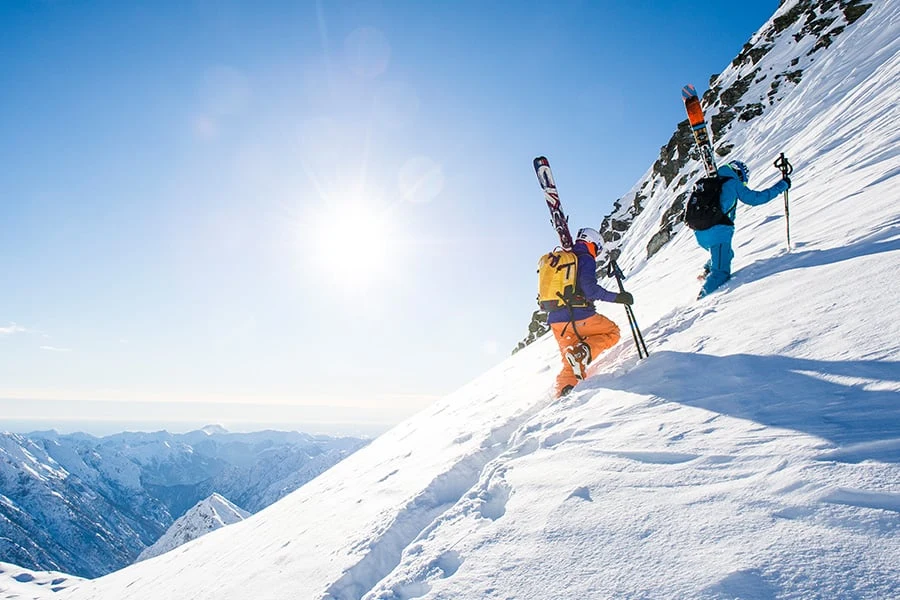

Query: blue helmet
left=728, top=160, right=749, bottom=183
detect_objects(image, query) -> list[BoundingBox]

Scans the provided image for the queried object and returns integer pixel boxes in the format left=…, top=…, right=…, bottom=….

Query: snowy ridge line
left=321, top=395, right=556, bottom=600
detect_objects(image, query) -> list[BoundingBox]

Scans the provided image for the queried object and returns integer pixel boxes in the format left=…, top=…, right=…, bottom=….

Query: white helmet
left=575, top=227, right=602, bottom=247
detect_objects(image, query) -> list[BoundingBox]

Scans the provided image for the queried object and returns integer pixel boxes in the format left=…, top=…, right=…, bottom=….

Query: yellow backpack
left=537, top=250, right=589, bottom=311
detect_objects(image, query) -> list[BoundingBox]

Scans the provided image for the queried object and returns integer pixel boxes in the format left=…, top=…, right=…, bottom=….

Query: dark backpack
left=683, top=175, right=735, bottom=231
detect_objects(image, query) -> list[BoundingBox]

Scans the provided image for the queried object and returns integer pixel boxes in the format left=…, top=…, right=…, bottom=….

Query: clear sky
left=0, top=0, right=778, bottom=435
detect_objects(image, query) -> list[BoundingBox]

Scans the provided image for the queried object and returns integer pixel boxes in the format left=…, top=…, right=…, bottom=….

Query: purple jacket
left=546, top=241, right=618, bottom=324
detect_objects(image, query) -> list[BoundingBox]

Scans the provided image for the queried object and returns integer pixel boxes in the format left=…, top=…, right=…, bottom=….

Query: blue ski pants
left=699, top=242, right=734, bottom=297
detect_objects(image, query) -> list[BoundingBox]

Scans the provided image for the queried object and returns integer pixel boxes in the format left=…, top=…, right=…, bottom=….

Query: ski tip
left=681, top=84, right=697, bottom=100
left=534, top=156, right=548, bottom=166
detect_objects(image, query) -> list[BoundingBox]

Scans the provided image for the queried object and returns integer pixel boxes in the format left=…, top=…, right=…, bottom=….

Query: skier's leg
left=700, top=242, right=734, bottom=296
left=575, top=314, right=621, bottom=364
left=551, top=322, right=579, bottom=396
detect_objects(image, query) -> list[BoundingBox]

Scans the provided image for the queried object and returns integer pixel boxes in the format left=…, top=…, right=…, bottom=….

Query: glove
left=782, top=176, right=792, bottom=189
left=613, top=292, right=634, bottom=306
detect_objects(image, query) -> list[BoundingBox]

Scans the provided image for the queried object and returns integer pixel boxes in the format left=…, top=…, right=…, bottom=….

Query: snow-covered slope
left=136, top=494, right=250, bottom=562
left=0, top=561, right=81, bottom=599
left=47, top=0, right=900, bottom=598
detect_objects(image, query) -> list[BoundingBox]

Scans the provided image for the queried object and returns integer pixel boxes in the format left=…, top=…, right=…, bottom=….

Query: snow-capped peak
left=200, top=424, right=228, bottom=436
left=136, top=494, right=250, bottom=563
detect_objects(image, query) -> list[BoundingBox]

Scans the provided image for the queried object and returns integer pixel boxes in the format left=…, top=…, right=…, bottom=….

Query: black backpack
left=683, top=175, right=735, bottom=231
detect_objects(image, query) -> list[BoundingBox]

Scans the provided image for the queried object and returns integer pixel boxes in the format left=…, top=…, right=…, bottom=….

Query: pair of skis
left=533, top=157, right=649, bottom=360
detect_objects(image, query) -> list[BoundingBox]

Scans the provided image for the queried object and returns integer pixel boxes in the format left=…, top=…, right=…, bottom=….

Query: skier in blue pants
left=695, top=160, right=791, bottom=298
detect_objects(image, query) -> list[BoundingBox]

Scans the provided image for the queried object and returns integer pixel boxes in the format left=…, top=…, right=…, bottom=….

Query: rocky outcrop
left=512, top=310, right=548, bottom=354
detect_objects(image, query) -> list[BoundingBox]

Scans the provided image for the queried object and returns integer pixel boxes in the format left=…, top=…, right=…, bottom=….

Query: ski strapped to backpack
left=534, top=156, right=574, bottom=250
left=682, top=84, right=717, bottom=177
left=683, top=175, right=736, bottom=230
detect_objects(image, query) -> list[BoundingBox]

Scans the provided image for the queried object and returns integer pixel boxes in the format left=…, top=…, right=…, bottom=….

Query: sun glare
left=305, top=199, right=396, bottom=287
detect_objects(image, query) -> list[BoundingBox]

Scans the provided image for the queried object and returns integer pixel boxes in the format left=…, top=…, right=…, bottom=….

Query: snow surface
left=26, top=0, right=900, bottom=598
left=0, top=562, right=81, bottom=599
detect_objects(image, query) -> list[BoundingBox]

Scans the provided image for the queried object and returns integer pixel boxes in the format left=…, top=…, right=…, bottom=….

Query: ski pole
left=606, top=260, right=649, bottom=359
left=774, top=153, right=794, bottom=250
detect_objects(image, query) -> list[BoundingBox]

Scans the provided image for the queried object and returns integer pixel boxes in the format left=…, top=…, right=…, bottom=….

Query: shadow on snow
left=734, top=219, right=900, bottom=286
left=588, top=351, right=900, bottom=462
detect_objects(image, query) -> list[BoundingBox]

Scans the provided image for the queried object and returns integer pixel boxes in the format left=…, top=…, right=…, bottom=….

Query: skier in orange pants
left=542, top=228, right=632, bottom=397
left=551, top=313, right=621, bottom=396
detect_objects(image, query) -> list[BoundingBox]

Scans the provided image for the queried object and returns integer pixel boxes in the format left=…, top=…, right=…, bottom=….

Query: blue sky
left=0, top=1, right=778, bottom=435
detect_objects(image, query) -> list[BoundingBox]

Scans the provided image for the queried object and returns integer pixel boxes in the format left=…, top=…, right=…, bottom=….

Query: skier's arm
left=735, top=179, right=789, bottom=206
left=577, top=258, right=618, bottom=303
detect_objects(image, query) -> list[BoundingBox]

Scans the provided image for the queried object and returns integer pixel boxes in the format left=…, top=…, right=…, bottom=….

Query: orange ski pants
left=551, top=313, right=621, bottom=396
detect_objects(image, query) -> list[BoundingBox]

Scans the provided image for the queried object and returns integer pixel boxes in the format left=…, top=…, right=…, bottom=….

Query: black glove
left=614, top=292, right=634, bottom=306
left=782, top=176, right=792, bottom=189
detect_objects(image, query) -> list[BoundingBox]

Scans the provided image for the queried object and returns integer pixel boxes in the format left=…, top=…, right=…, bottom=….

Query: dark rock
left=808, top=25, right=845, bottom=54
left=647, top=227, right=672, bottom=259
left=721, top=69, right=759, bottom=107
left=652, top=121, right=695, bottom=187
left=784, top=69, right=803, bottom=83
left=512, top=310, right=549, bottom=354
left=647, top=190, right=688, bottom=259
left=739, top=103, right=765, bottom=122
left=843, top=1, right=872, bottom=24
left=716, top=143, right=735, bottom=158
left=774, top=0, right=812, bottom=34
left=732, top=42, right=774, bottom=68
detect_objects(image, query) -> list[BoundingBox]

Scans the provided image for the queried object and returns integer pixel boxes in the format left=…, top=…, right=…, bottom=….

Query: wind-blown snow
left=0, top=562, right=81, bottom=598
left=40, top=1, right=900, bottom=598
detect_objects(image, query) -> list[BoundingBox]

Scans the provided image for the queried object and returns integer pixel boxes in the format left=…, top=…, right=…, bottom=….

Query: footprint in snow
left=431, top=550, right=462, bottom=578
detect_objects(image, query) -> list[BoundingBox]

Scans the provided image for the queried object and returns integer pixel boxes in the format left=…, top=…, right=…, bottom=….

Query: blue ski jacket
left=546, top=241, right=619, bottom=324
left=693, top=164, right=789, bottom=248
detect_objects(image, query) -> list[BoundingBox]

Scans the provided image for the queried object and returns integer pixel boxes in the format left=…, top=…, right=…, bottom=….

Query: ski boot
left=564, top=342, right=591, bottom=380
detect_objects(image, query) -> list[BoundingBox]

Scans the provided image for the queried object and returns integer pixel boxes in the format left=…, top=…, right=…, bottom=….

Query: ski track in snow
left=321, top=400, right=552, bottom=600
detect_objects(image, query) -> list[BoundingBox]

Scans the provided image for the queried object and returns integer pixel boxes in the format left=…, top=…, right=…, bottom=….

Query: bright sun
left=305, top=199, right=397, bottom=287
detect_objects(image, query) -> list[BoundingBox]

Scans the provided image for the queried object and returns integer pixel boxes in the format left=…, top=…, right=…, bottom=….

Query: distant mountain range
left=0, top=426, right=366, bottom=577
